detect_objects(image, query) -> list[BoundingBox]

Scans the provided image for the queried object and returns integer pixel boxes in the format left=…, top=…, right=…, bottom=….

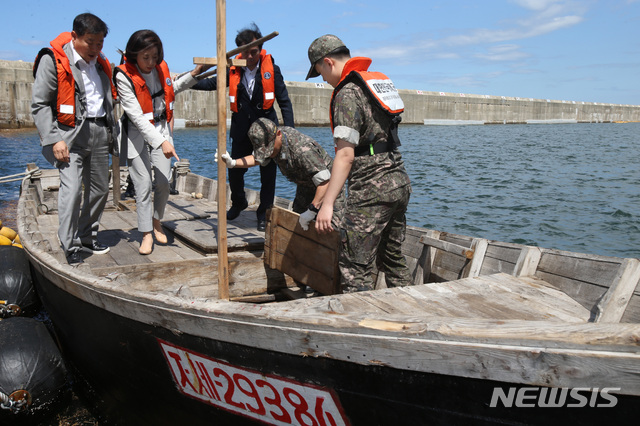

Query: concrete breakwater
left=2, top=59, right=639, bottom=129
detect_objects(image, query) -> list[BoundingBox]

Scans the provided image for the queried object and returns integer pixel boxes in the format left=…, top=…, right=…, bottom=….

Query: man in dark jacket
left=191, top=23, right=294, bottom=231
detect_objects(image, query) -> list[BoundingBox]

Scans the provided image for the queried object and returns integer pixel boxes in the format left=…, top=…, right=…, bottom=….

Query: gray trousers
left=128, top=143, right=172, bottom=233
left=57, top=120, right=110, bottom=255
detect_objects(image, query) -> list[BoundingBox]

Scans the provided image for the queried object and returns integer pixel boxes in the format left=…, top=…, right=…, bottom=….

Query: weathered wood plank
left=401, top=273, right=590, bottom=321
left=596, top=258, right=640, bottom=323
left=265, top=207, right=340, bottom=295
left=115, top=211, right=140, bottom=229
left=95, top=229, right=152, bottom=266
left=420, top=235, right=474, bottom=259
left=538, top=249, right=622, bottom=286
left=92, top=252, right=290, bottom=298
left=99, top=210, right=135, bottom=231
left=479, top=241, right=524, bottom=276
left=164, top=197, right=211, bottom=221
left=621, top=293, right=640, bottom=323
left=466, top=238, right=488, bottom=277
left=163, top=217, right=263, bottom=253
left=514, top=246, right=542, bottom=277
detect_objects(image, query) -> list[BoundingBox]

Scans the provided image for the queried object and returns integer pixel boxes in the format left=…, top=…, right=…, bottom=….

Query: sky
left=1, top=0, right=639, bottom=105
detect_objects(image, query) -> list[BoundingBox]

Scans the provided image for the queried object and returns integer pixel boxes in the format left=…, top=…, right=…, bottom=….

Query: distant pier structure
left=2, top=59, right=638, bottom=129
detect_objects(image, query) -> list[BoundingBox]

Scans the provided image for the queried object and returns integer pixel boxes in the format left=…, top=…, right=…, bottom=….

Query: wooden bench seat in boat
left=403, top=226, right=640, bottom=324
left=276, top=273, right=591, bottom=322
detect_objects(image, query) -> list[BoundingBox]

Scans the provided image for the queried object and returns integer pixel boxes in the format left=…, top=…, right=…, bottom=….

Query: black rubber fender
left=0, top=317, right=69, bottom=424
left=0, top=246, right=39, bottom=317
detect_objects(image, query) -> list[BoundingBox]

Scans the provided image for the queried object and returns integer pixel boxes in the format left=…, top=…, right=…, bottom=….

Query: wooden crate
left=265, top=206, right=340, bottom=295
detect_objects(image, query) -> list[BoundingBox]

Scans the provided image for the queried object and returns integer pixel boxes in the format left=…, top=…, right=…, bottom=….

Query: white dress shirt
left=242, top=63, right=259, bottom=98
left=71, top=43, right=106, bottom=118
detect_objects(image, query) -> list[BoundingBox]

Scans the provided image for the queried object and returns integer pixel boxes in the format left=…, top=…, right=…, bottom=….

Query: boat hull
left=31, top=266, right=639, bottom=425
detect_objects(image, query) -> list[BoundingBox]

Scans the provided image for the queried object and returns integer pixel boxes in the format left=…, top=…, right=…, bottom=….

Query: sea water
left=1, top=123, right=639, bottom=258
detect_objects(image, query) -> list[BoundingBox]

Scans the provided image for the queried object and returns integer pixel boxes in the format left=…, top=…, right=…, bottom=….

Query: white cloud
left=510, top=0, right=561, bottom=11
left=361, top=0, right=585, bottom=63
left=17, top=38, right=43, bottom=46
left=475, top=44, right=530, bottom=62
left=0, top=50, right=25, bottom=60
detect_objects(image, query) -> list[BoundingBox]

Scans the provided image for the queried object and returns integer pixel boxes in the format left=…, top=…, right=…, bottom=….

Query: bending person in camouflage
left=217, top=117, right=344, bottom=230
left=305, top=34, right=412, bottom=293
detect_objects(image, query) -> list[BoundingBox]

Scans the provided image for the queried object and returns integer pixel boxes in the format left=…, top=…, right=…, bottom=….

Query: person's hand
left=161, top=140, right=179, bottom=161
left=298, top=209, right=317, bottom=231
left=192, top=64, right=213, bottom=76
left=315, top=205, right=334, bottom=234
left=52, top=140, right=70, bottom=163
left=215, top=149, right=236, bottom=168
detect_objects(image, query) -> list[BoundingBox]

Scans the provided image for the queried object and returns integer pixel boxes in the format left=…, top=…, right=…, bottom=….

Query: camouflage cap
left=305, top=34, right=346, bottom=80
left=248, top=118, right=278, bottom=165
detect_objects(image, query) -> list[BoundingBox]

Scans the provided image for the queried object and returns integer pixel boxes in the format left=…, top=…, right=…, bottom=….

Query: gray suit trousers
left=57, top=120, right=110, bottom=255
left=127, top=143, right=172, bottom=233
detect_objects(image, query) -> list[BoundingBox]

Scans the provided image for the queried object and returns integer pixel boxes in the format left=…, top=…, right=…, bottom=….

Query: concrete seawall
left=2, top=59, right=639, bottom=129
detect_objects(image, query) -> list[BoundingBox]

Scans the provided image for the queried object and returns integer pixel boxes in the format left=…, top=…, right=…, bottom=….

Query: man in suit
left=191, top=23, right=294, bottom=231
left=32, top=13, right=117, bottom=265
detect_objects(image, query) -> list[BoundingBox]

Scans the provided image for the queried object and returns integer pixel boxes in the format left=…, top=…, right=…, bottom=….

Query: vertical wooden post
left=216, top=0, right=229, bottom=300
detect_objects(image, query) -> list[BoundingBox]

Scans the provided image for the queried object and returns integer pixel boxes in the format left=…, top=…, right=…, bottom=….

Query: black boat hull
left=31, top=267, right=639, bottom=426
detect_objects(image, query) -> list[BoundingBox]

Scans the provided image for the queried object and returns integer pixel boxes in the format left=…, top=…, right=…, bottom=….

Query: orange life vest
left=330, top=57, right=403, bottom=130
left=33, top=32, right=116, bottom=128
left=228, top=50, right=275, bottom=113
left=330, top=57, right=404, bottom=154
left=114, top=60, right=175, bottom=124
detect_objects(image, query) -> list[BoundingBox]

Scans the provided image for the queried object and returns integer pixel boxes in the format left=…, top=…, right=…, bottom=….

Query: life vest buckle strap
left=153, top=111, right=167, bottom=123
left=354, top=141, right=393, bottom=157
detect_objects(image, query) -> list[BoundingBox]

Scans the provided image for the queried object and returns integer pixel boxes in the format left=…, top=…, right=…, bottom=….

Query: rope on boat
left=174, top=159, right=191, bottom=175
left=0, top=389, right=31, bottom=413
left=0, top=166, right=41, bottom=184
left=0, top=391, right=11, bottom=411
left=0, top=301, right=21, bottom=318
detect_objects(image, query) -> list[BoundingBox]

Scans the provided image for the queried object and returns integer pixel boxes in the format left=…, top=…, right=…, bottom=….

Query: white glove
left=221, top=152, right=236, bottom=168
left=298, top=209, right=317, bottom=231
left=215, top=149, right=236, bottom=168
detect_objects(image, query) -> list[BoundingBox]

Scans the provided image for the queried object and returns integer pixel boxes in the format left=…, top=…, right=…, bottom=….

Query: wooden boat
left=16, top=163, right=640, bottom=425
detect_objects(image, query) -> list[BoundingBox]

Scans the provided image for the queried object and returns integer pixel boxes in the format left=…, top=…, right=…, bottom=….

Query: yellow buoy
left=13, top=234, right=20, bottom=244
left=0, top=235, right=12, bottom=246
left=12, top=243, right=23, bottom=249
left=0, top=226, right=17, bottom=242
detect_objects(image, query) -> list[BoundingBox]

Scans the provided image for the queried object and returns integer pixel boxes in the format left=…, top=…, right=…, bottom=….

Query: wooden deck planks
left=164, top=197, right=212, bottom=221
left=163, top=217, right=264, bottom=254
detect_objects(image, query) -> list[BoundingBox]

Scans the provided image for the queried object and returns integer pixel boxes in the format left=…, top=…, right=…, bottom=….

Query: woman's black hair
left=124, top=29, right=164, bottom=66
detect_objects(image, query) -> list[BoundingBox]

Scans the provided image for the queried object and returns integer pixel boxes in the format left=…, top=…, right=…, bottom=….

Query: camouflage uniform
left=249, top=120, right=344, bottom=225
left=332, top=61, right=412, bottom=293
left=272, top=127, right=344, bottom=216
